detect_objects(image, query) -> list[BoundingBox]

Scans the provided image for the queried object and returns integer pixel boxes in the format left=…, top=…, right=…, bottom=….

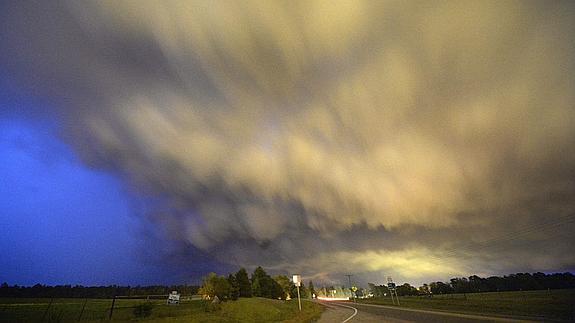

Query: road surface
left=316, top=301, right=537, bottom=323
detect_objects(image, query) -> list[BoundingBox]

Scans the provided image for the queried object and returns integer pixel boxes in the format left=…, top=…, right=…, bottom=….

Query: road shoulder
left=352, top=302, right=541, bottom=322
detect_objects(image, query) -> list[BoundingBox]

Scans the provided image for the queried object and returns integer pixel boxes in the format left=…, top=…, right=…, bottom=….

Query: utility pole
left=345, top=274, right=355, bottom=302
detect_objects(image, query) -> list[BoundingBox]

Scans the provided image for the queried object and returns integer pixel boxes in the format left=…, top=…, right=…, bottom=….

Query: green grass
left=0, top=297, right=324, bottom=322
left=359, top=289, right=575, bottom=321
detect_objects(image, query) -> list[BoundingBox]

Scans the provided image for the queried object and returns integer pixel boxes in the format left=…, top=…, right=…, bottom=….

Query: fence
left=0, top=295, right=202, bottom=322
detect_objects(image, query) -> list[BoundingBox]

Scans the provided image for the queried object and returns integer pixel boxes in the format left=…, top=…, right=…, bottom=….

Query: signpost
left=387, top=277, right=400, bottom=305
left=293, top=275, right=302, bottom=311
left=167, top=291, right=180, bottom=304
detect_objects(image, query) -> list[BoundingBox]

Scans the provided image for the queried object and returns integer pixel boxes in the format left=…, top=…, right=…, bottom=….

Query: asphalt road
left=316, top=301, right=537, bottom=323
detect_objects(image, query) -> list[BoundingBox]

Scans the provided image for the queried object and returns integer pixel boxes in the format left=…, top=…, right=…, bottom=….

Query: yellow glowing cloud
left=325, top=249, right=465, bottom=278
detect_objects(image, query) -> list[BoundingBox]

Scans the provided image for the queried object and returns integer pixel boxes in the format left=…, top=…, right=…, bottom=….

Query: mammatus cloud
left=1, top=0, right=574, bottom=284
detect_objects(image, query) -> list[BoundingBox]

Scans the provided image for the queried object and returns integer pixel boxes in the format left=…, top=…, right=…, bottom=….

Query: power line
left=416, top=213, right=575, bottom=263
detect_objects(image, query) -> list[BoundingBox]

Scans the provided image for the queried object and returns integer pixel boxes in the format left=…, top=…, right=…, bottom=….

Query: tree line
left=5, top=271, right=571, bottom=300
left=0, top=283, right=199, bottom=299
left=198, top=266, right=316, bottom=301
left=369, top=272, right=575, bottom=297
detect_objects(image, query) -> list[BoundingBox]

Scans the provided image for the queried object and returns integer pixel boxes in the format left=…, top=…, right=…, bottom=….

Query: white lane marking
left=332, top=302, right=358, bottom=323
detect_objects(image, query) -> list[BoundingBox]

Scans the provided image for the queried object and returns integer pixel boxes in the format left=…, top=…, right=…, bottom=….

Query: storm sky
left=1, top=0, right=574, bottom=287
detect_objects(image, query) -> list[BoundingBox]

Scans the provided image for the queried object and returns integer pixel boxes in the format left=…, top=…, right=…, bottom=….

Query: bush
left=199, top=273, right=231, bottom=300
left=204, top=300, right=222, bottom=312
left=133, top=302, right=154, bottom=318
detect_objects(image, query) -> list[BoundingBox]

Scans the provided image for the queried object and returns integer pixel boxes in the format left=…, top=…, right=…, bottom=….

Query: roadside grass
left=0, top=297, right=323, bottom=322
left=358, top=288, right=575, bottom=321
left=220, top=298, right=322, bottom=323
left=130, top=297, right=323, bottom=322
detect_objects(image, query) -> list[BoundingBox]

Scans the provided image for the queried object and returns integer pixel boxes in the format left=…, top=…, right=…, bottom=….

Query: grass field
left=359, top=288, right=575, bottom=321
left=0, top=297, right=324, bottom=322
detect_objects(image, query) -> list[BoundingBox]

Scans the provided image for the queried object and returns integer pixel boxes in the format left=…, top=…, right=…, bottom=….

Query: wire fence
left=0, top=295, right=203, bottom=322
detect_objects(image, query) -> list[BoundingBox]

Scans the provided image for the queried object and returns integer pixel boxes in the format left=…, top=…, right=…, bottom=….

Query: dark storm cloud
left=1, top=0, right=574, bottom=284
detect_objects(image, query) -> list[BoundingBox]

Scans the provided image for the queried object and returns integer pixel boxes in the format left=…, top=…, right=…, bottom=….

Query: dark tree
left=308, top=281, right=316, bottom=298
left=429, top=281, right=453, bottom=294
left=450, top=278, right=471, bottom=293
left=251, top=267, right=283, bottom=299
left=396, top=283, right=418, bottom=296
left=235, top=268, right=252, bottom=298
left=227, top=274, right=240, bottom=300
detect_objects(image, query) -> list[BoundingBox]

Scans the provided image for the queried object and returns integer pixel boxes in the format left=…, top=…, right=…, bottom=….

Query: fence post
left=41, top=298, right=54, bottom=322
left=108, top=296, right=116, bottom=320
left=78, top=298, right=88, bottom=321
left=57, top=308, right=64, bottom=321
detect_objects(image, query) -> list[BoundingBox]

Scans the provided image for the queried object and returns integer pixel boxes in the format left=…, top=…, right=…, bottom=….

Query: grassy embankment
left=359, top=288, right=575, bottom=321
left=0, top=297, right=324, bottom=322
